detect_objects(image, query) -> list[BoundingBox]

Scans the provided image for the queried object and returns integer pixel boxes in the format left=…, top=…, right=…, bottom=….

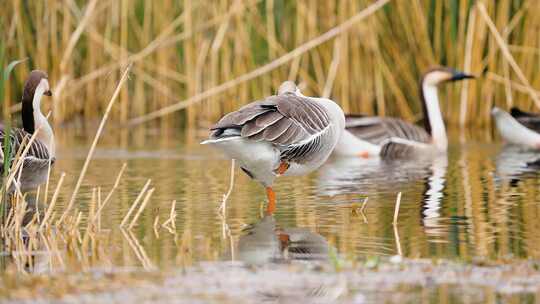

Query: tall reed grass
left=1, top=0, right=540, bottom=128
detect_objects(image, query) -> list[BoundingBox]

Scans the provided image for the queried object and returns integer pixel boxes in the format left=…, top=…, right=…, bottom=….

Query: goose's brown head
left=22, top=70, right=52, bottom=101
left=22, top=70, right=52, bottom=134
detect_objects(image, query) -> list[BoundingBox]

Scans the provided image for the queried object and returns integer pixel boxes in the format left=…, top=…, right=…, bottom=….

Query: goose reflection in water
left=420, top=155, right=448, bottom=240
left=317, top=154, right=450, bottom=241
left=225, top=215, right=347, bottom=303
left=495, top=145, right=540, bottom=180
left=228, top=215, right=329, bottom=264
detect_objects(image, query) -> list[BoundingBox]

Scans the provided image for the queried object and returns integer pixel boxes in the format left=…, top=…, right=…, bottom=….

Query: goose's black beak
left=44, top=90, right=52, bottom=96
left=451, top=71, right=475, bottom=81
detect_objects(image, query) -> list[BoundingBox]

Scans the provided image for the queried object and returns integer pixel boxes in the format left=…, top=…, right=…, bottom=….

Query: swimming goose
left=202, top=81, right=345, bottom=214
left=334, top=67, right=474, bottom=159
left=1, top=70, right=55, bottom=192
left=491, top=107, right=540, bottom=149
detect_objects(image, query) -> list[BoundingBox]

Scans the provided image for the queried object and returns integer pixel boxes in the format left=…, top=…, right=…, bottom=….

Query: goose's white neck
left=422, top=84, right=447, bottom=151
left=33, top=79, right=55, bottom=158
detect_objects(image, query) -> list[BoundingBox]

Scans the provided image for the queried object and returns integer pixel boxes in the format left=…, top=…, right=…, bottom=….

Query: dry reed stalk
left=121, top=228, right=155, bottom=270
left=357, top=196, right=368, bottom=213
left=487, top=72, right=540, bottom=98
left=119, top=0, right=129, bottom=123
left=128, top=0, right=392, bottom=126
left=3, top=206, right=15, bottom=233
left=39, top=173, right=65, bottom=230
left=153, top=215, right=160, bottom=237
left=127, top=188, right=155, bottom=229
left=359, top=197, right=369, bottom=224
left=477, top=3, right=540, bottom=110
left=120, top=179, right=152, bottom=228
left=86, top=163, right=127, bottom=227
left=97, top=187, right=102, bottom=231
left=59, top=0, right=98, bottom=73
left=393, top=192, right=402, bottom=225
left=459, top=7, right=476, bottom=127
left=322, top=38, right=342, bottom=98
left=162, top=200, right=177, bottom=229
left=57, top=64, right=132, bottom=225
left=66, top=0, right=253, bottom=95
left=393, top=223, right=402, bottom=256
left=72, top=211, right=83, bottom=234
left=218, top=159, right=236, bottom=215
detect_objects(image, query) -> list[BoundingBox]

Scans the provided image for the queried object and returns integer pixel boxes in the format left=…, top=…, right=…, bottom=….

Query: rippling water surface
left=40, top=127, right=540, bottom=269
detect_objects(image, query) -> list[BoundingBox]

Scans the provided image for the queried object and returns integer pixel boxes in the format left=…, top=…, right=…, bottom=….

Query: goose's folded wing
left=0, top=128, right=52, bottom=168
left=380, top=137, right=432, bottom=160
left=345, top=115, right=430, bottom=145
left=22, top=156, right=54, bottom=172
left=211, top=94, right=331, bottom=153
left=511, top=107, right=540, bottom=133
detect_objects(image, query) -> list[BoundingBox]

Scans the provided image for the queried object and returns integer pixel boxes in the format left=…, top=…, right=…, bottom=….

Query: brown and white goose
left=334, top=67, right=474, bottom=159
left=202, top=81, right=345, bottom=213
left=491, top=107, right=540, bottom=149
left=1, top=70, right=55, bottom=192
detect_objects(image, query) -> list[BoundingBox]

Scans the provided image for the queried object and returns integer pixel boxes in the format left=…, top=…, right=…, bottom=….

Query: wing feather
left=511, top=107, right=540, bottom=133
left=209, top=92, right=333, bottom=164
left=0, top=126, right=53, bottom=177
left=345, top=115, right=430, bottom=145
left=211, top=93, right=330, bottom=146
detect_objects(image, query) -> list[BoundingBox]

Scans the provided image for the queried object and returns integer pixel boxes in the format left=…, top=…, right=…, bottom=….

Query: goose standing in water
left=334, top=67, right=474, bottom=159
left=491, top=107, right=540, bottom=149
left=1, top=70, right=55, bottom=192
left=202, top=81, right=345, bottom=214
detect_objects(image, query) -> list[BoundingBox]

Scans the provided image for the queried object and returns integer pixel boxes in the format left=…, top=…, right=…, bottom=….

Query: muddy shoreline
left=2, top=258, right=539, bottom=303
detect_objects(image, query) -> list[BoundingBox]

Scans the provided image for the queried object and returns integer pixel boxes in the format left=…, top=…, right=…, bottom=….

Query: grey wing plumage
left=345, top=115, right=430, bottom=145
left=379, top=141, right=417, bottom=159
left=210, top=93, right=331, bottom=163
left=0, top=127, right=53, bottom=175
left=511, top=107, right=540, bottom=133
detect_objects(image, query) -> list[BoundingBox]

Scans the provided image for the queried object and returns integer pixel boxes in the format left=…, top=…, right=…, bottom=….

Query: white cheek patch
left=424, top=71, right=450, bottom=86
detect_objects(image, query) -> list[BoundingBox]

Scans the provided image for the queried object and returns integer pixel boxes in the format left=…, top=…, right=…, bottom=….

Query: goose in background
left=1, top=70, right=55, bottom=192
left=202, top=81, right=345, bottom=214
left=491, top=107, right=540, bottom=150
left=334, top=67, right=474, bottom=159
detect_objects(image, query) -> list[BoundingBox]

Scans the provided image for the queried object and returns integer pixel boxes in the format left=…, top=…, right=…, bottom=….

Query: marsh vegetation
left=1, top=0, right=540, bottom=303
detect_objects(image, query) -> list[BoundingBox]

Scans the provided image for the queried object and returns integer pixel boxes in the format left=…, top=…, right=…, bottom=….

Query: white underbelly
left=208, top=137, right=280, bottom=186
left=497, top=120, right=540, bottom=149
left=332, top=129, right=381, bottom=157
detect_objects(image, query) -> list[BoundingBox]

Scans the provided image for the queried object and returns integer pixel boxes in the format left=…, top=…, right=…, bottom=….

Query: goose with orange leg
left=202, top=81, right=345, bottom=214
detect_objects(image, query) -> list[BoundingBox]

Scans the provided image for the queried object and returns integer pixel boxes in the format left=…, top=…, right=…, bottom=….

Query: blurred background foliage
left=1, top=0, right=539, bottom=129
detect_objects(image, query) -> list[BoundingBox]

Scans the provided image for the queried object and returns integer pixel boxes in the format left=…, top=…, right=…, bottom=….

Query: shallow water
left=22, top=126, right=536, bottom=271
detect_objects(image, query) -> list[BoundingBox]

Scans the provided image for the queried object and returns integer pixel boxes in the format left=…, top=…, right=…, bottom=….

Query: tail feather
left=200, top=136, right=241, bottom=145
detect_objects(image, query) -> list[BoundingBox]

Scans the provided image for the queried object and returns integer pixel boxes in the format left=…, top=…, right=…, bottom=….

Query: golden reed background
left=1, top=0, right=540, bottom=128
